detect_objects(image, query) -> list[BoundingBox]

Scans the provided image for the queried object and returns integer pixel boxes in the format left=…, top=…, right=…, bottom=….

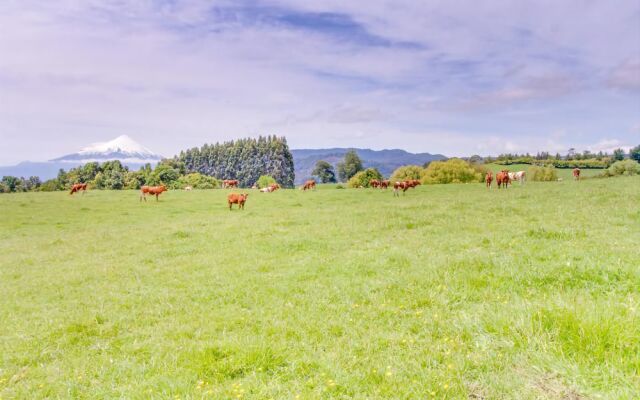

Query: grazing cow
left=573, top=168, right=581, bottom=181
left=370, top=179, right=380, bottom=188
left=140, top=185, right=167, bottom=201
left=380, top=180, right=390, bottom=189
left=222, top=179, right=239, bottom=188
left=496, top=170, right=510, bottom=189
left=485, top=171, right=493, bottom=188
left=228, top=193, right=248, bottom=210
left=184, top=186, right=193, bottom=191
left=508, top=171, right=526, bottom=185
left=69, top=183, right=88, bottom=195
left=301, top=180, right=316, bottom=191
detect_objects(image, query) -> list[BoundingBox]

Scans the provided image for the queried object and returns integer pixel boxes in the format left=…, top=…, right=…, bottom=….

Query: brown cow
left=496, top=170, right=510, bottom=189
left=407, top=179, right=421, bottom=188
left=393, top=181, right=413, bottom=197
left=485, top=171, right=493, bottom=188
left=301, top=180, right=316, bottom=191
left=228, top=193, right=249, bottom=210
left=573, top=168, right=580, bottom=181
left=69, top=183, right=88, bottom=195
left=370, top=179, right=380, bottom=188
left=140, top=185, right=167, bottom=201
left=380, top=180, right=390, bottom=189
left=222, top=179, right=239, bottom=188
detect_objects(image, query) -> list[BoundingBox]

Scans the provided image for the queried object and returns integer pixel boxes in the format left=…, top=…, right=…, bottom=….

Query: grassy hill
left=1, top=178, right=638, bottom=398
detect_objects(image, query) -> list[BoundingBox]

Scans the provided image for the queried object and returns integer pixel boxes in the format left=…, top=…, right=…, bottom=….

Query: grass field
left=485, top=164, right=604, bottom=180
left=1, top=178, right=639, bottom=399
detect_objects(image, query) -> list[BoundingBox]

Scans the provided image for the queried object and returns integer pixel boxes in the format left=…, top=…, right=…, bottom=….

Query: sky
left=0, top=0, right=639, bottom=164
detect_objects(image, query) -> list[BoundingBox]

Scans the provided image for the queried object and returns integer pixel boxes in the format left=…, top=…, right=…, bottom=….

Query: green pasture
left=485, top=163, right=604, bottom=180
left=1, top=178, right=639, bottom=399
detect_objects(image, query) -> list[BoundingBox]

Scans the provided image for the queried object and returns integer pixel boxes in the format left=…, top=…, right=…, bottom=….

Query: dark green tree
left=337, top=150, right=363, bottom=182
left=613, top=148, right=625, bottom=161
left=629, top=145, right=640, bottom=162
left=1, top=176, right=19, bottom=192
left=312, top=160, right=336, bottom=183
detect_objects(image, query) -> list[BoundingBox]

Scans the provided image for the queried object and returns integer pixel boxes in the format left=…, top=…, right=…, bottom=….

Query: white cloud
left=0, top=1, right=639, bottom=163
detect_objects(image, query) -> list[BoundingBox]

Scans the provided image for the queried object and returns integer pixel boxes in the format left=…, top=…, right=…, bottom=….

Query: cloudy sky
left=1, top=0, right=639, bottom=164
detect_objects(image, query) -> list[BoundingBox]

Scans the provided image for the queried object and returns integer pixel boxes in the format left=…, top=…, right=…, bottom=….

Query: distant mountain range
left=292, top=148, right=446, bottom=183
left=0, top=136, right=447, bottom=182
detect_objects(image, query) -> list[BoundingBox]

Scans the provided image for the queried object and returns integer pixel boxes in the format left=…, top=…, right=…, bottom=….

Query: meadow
left=1, top=178, right=639, bottom=399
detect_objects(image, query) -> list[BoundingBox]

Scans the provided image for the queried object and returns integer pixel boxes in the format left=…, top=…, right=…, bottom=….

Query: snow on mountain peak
left=51, top=135, right=163, bottom=162
left=79, top=135, right=156, bottom=156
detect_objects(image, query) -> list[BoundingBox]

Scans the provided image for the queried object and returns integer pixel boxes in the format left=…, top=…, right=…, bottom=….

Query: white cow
left=508, top=171, right=526, bottom=185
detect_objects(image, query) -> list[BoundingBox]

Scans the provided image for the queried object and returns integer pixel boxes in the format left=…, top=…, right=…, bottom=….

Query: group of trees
left=309, top=150, right=364, bottom=184
left=0, top=176, right=42, bottom=193
left=176, top=136, right=295, bottom=188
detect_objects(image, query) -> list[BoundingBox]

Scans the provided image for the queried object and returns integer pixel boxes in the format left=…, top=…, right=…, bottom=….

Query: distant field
left=1, top=178, right=639, bottom=399
left=485, top=163, right=604, bottom=180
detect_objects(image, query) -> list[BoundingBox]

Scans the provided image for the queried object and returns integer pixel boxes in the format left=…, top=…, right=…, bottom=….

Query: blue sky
left=0, top=0, right=639, bottom=164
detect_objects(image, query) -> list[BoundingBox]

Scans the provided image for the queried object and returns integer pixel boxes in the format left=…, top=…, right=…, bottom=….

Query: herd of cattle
left=68, top=167, right=584, bottom=210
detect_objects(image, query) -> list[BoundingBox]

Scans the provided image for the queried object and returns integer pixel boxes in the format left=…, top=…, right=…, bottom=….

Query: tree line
left=483, top=146, right=640, bottom=168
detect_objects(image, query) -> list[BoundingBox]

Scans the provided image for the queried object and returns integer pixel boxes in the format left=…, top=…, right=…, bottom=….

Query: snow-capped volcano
left=51, top=135, right=163, bottom=163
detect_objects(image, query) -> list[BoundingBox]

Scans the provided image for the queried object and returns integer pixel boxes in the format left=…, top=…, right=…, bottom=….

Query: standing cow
left=485, top=172, right=493, bottom=188
left=228, top=193, right=249, bottom=210
left=496, top=170, right=510, bottom=189
left=222, top=179, right=239, bottom=188
left=140, top=185, right=167, bottom=201
left=508, top=171, right=526, bottom=185
left=573, top=168, right=581, bottom=181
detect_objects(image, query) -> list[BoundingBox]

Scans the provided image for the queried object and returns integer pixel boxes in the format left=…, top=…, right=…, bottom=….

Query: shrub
left=471, top=163, right=490, bottom=180
left=347, top=168, right=383, bottom=188
left=528, top=166, right=558, bottom=181
left=390, top=165, right=425, bottom=182
left=257, top=175, right=277, bottom=189
left=335, top=183, right=345, bottom=189
left=604, top=159, right=640, bottom=176
left=422, top=159, right=482, bottom=184
left=178, top=173, right=219, bottom=189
